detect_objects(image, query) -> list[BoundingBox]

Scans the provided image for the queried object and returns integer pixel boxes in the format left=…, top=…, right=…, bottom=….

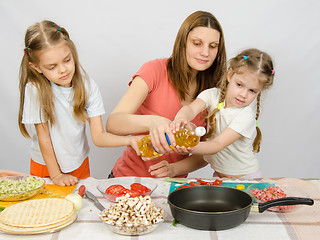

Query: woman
left=106, top=11, right=227, bottom=178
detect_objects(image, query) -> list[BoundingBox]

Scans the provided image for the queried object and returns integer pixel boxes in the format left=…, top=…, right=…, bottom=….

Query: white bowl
left=0, top=175, right=45, bottom=201
left=97, top=177, right=157, bottom=202
left=102, top=215, right=165, bottom=236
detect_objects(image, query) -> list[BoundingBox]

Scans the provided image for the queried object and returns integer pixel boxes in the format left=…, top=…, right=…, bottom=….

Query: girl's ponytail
left=18, top=55, right=30, bottom=137
left=252, top=93, right=262, bottom=152
left=206, top=79, right=228, bottom=139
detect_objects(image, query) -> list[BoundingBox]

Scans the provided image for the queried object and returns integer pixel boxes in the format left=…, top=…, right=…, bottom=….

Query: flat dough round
left=0, top=198, right=75, bottom=227
left=0, top=212, right=77, bottom=234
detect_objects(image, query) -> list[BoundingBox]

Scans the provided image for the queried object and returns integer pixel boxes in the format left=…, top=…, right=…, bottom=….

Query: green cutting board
left=168, top=181, right=274, bottom=201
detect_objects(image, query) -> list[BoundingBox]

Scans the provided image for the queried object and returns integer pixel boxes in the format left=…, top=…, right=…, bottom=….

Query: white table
left=1, top=177, right=319, bottom=240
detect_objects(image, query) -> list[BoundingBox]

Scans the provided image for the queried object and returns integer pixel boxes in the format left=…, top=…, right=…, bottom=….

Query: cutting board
left=169, top=181, right=272, bottom=195
left=0, top=184, right=76, bottom=208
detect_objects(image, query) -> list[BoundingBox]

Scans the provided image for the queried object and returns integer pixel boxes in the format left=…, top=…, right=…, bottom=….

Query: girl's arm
left=88, top=115, right=142, bottom=154
left=35, top=123, right=79, bottom=186
left=169, top=98, right=206, bottom=146
left=192, top=128, right=242, bottom=155
left=106, top=76, right=174, bottom=154
left=0, top=170, right=27, bottom=177
left=172, top=98, right=207, bottom=129
left=148, top=154, right=208, bottom=177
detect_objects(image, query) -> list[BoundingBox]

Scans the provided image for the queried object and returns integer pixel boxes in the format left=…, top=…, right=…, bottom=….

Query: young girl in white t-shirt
left=170, top=48, right=275, bottom=179
left=18, top=20, right=141, bottom=186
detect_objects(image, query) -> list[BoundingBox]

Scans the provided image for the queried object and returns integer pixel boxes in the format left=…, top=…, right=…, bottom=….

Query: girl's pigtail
left=206, top=79, right=227, bottom=138
left=206, top=108, right=219, bottom=138
left=57, top=27, right=70, bottom=39
left=252, top=93, right=262, bottom=152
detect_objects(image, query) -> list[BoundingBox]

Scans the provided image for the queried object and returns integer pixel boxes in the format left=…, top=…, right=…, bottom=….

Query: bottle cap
left=195, top=127, right=206, bottom=137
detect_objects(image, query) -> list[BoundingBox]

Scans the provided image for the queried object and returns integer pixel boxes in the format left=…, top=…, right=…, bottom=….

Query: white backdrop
left=1, top=0, right=319, bottom=179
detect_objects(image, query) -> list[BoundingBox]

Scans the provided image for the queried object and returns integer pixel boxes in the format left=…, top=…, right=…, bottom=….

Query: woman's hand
left=129, top=135, right=144, bottom=156
left=149, top=154, right=208, bottom=178
left=148, top=160, right=175, bottom=177
left=149, top=117, right=175, bottom=155
left=52, top=173, right=79, bottom=186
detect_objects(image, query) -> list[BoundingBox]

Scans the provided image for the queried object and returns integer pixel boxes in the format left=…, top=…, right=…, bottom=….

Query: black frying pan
left=168, top=185, right=314, bottom=231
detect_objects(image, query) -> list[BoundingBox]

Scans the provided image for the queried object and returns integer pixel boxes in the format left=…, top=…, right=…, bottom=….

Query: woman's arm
left=106, top=76, right=174, bottom=154
left=106, top=77, right=152, bottom=135
left=35, top=123, right=79, bottom=186
left=88, top=115, right=142, bottom=154
left=192, top=128, right=242, bottom=155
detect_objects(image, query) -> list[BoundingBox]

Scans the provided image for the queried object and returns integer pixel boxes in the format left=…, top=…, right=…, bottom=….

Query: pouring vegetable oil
left=138, top=123, right=206, bottom=160
left=138, top=135, right=163, bottom=159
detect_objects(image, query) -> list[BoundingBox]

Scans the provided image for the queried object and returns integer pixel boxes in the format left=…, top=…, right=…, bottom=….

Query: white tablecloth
left=1, top=177, right=319, bottom=240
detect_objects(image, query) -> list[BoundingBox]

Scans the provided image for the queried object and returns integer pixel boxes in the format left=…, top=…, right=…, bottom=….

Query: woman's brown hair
left=18, top=20, right=88, bottom=138
left=207, top=48, right=274, bottom=152
left=167, top=11, right=227, bottom=101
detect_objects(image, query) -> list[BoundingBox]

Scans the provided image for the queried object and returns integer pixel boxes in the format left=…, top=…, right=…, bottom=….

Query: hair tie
left=256, top=120, right=258, bottom=127
left=57, top=28, right=62, bottom=33
left=243, top=55, right=248, bottom=60
left=271, top=70, right=275, bottom=75
left=218, top=102, right=223, bottom=110
left=24, top=46, right=28, bottom=55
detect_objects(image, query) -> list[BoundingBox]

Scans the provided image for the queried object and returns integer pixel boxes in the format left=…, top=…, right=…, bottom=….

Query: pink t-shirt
left=112, top=59, right=206, bottom=177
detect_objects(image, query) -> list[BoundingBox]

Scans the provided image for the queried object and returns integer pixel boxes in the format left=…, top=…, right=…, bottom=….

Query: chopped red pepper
left=189, top=181, right=202, bottom=186
left=197, top=179, right=209, bottom=185
left=196, top=179, right=223, bottom=185
left=213, top=179, right=223, bottom=185
left=175, top=179, right=223, bottom=192
left=176, top=185, right=191, bottom=190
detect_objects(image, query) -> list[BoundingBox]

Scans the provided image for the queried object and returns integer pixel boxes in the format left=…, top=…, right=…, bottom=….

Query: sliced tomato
left=130, top=183, right=151, bottom=193
left=122, top=189, right=141, bottom=196
left=105, top=184, right=126, bottom=195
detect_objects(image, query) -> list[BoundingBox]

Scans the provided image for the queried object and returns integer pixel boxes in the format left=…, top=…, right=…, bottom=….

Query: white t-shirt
left=22, top=76, right=105, bottom=173
left=197, top=88, right=258, bottom=175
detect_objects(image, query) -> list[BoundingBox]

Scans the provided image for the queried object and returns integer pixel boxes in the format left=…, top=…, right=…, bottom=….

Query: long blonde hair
left=167, top=11, right=227, bottom=101
left=18, top=20, right=88, bottom=138
left=206, top=48, right=275, bottom=152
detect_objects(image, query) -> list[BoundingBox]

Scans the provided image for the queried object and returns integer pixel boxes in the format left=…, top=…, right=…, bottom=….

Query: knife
left=85, top=190, right=105, bottom=211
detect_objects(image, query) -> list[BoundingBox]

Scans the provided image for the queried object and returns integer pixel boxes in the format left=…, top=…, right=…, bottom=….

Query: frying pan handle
left=258, top=197, right=314, bottom=213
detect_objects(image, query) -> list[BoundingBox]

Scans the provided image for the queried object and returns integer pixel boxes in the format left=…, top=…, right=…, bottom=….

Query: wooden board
left=0, top=184, right=76, bottom=208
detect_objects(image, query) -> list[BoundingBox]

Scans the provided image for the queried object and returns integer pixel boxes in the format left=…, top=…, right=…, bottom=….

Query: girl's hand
left=149, top=117, right=174, bottom=155
left=174, top=145, right=193, bottom=155
left=52, top=173, right=79, bottom=186
left=170, top=119, right=188, bottom=134
left=169, top=119, right=188, bottom=148
left=148, top=160, right=175, bottom=177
